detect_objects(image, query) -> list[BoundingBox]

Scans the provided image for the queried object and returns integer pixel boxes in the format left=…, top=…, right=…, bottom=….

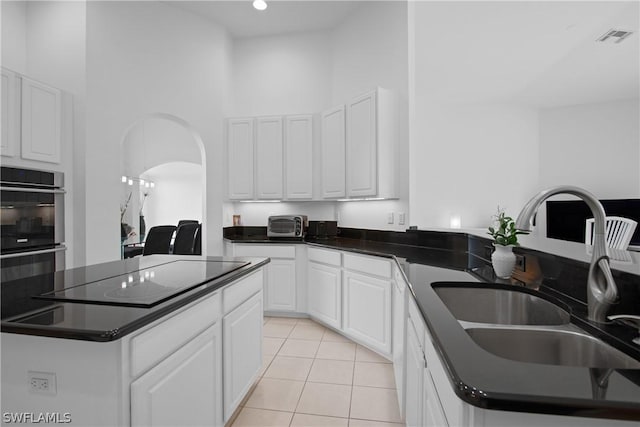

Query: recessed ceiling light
left=253, top=0, right=267, bottom=11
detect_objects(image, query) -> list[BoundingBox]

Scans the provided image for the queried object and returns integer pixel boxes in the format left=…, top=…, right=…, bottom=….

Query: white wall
left=331, top=1, right=410, bottom=232
left=231, top=31, right=332, bottom=116
left=1, top=1, right=87, bottom=268
left=85, top=1, right=231, bottom=264
left=410, top=2, right=540, bottom=230
left=142, top=162, right=203, bottom=230
left=224, top=202, right=336, bottom=227
left=539, top=99, right=640, bottom=198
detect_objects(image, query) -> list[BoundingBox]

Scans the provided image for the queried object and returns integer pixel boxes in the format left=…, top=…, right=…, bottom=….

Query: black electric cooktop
left=35, top=260, right=249, bottom=308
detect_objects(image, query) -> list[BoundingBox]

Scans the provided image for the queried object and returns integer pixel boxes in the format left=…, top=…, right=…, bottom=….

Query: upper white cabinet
left=346, top=91, right=377, bottom=197
left=226, top=114, right=313, bottom=201
left=2, top=68, right=63, bottom=164
left=1, top=68, right=19, bottom=157
left=320, top=105, right=346, bottom=198
left=20, top=77, right=62, bottom=164
left=285, top=115, right=313, bottom=199
left=227, top=118, right=255, bottom=200
left=256, top=116, right=284, bottom=199
left=321, top=88, right=397, bottom=200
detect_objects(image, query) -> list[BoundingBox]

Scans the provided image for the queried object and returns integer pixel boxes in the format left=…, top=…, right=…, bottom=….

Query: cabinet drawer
left=223, top=269, right=264, bottom=314
left=130, top=291, right=221, bottom=378
left=308, top=247, right=342, bottom=266
left=234, top=244, right=295, bottom=259
left=344, top=252, right=392, bottom=278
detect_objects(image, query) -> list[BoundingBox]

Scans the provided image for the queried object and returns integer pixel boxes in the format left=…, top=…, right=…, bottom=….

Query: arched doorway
left=120, top=113, right=207, bottom=255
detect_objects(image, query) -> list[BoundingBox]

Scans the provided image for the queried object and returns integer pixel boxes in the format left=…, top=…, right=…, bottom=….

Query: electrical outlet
left=515, top=254, right=526, bottom=272
left=398, top=213, right=406, bottom=225
left=387, top=212, right=394, bottom=224
left=28, top=371, right=56, bottom=395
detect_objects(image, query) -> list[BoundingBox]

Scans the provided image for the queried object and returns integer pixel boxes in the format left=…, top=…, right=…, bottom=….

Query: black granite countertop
left=226, top=226, right=640, bottom=421
left=1, top=255, right=269, bottom=342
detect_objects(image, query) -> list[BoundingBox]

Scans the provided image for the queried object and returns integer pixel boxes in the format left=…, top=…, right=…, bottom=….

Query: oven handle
left=0, top=186, right=65, bottom=194
left=0, top=245, right=67, bottom=260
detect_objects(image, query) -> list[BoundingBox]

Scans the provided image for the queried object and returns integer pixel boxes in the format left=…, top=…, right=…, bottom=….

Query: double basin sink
left=434, top=285, right=640, bottom=369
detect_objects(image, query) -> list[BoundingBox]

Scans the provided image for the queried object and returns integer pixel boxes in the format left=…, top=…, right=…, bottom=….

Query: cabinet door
left=307, top=262, right=342, bottom=329
left=285, top=115, right=313, bottom=199
left=265, top=258, right=296, bottom=312
left=424, top=368, right=449, bottom=427
left=1, top=68, right=18, bottom=157
left=227, top=118, right=255, bottom=200
left=405, top=322, right=424, bottom=427
left=21, top=76, right=62, bottom=163
left=131, top=323, right=223, bottom=427
left=321, top=105, right=346, bottom=198
left=256, top=116, right=283, bottom=199
left=392, top=272, right=407, bottom=415
left=343, top=270, right=391, bottom=356
left=346, top=90, right=377, bottom=197
left=223, top=292, right=263, bottom=422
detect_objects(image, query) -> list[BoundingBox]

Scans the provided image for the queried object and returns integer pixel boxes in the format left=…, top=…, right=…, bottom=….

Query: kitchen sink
left=465, top=326, right=640, bottom=368
left=434, top=286, right=571, bottom=326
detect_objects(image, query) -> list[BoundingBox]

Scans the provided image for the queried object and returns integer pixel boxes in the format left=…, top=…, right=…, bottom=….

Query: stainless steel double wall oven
left=1, top=166, right=65, bottom=282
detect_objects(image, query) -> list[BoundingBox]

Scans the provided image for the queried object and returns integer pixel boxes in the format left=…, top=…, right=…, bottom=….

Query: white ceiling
left=166, top=0, right=363, bottom=38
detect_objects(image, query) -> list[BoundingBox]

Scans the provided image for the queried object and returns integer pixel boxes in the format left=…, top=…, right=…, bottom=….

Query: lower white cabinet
left=266, top=258, right=296, bottom=311
left=424, top=368, right=449, bottom=427
left=307, top=261, right=342, bottom=329
left=343, top=270, right=392, bottom=356
left=405, top=318, right=425, bottom=427
left=223, top=291, right=263, bottom=422
left=392, top=267, right=407, bottom=415
left=130, top=323, right=223, bottom=427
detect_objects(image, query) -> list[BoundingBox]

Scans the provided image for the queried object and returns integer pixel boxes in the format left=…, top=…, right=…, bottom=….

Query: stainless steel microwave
left=267, top=215, right=307, bottom=238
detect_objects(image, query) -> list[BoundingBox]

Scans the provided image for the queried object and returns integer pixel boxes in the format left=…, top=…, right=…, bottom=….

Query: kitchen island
left=1, top=255, right=269, bottom=426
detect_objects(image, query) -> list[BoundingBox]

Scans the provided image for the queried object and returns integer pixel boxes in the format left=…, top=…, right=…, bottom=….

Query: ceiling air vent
left=596, top=29, right=634, bottom=44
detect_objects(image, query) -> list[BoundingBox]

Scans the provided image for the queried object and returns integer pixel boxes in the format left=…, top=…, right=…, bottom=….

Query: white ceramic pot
left=491, top=244, right=516, bottom=279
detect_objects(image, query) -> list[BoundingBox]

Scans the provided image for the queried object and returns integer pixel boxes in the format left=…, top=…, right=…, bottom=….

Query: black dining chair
left=193, top=224, right=202, bottom=255
left=142, top=225, right=177, bottom=256
left=177, top=219, right=199, bottom=229
left=173, top=223, right=200, bottom=255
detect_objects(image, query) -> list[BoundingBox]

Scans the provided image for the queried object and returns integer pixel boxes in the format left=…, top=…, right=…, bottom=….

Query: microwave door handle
left=0, top=186, right=66, bottom=194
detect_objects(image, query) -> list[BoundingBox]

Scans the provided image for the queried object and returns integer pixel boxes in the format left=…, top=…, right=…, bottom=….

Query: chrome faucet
left=514, top=186, right=618, bottom=323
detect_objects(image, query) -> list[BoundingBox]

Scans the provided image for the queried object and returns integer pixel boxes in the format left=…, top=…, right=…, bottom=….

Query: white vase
left=491, top=244, right=516, bottom=279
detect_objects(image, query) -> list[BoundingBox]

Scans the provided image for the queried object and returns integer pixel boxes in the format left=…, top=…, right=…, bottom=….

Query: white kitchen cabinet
left=320, top=105, right=346, bottom=198
left=405, top=315, right=425, bottom=427
left=256, top=116, right=284, bottom=199
left=285, top=115, right=313, bottom=199
left=227, top=118, right=255, bottom=200
left=343, top=270, right=392, bottom=356
left=223, top=291, right=263, bottom=422
left=345, top=88, right=397, bottom=199
left=424, top=368, right=449, bottom=427
left=130, top=323, right=223, bottom=427
left=20, top=76, right=62, bottom=164
left=266, top=258, right=297, bottom=311
left=307, top=261, right=342, bottom=330
left=392, top=265, right=407, bottom=416
left=229, top=244, right=298, bottom=313
left=1, top=67, right=19, bottom=157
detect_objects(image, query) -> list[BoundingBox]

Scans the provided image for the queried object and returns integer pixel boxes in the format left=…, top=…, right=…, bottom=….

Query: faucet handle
left=608, top=315, right=640, bottom=345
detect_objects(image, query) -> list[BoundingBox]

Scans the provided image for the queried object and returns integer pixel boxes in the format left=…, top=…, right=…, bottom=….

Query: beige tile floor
left=231, top=316, right=405, bottom=427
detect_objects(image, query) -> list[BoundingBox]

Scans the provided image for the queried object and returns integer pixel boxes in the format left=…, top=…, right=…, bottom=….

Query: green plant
left=487, top=208, right=529, bottom=246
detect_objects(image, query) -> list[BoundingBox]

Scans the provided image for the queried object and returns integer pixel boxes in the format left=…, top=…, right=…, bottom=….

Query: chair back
left=143, top=225, right=177, bottom=255
left=193, top=224, right=202, bottom=255
left=173, top=223, right=200, bottom=255
left=177, top=219, right=199, bottom=229
left=585, top=216, right=638, bottom=250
